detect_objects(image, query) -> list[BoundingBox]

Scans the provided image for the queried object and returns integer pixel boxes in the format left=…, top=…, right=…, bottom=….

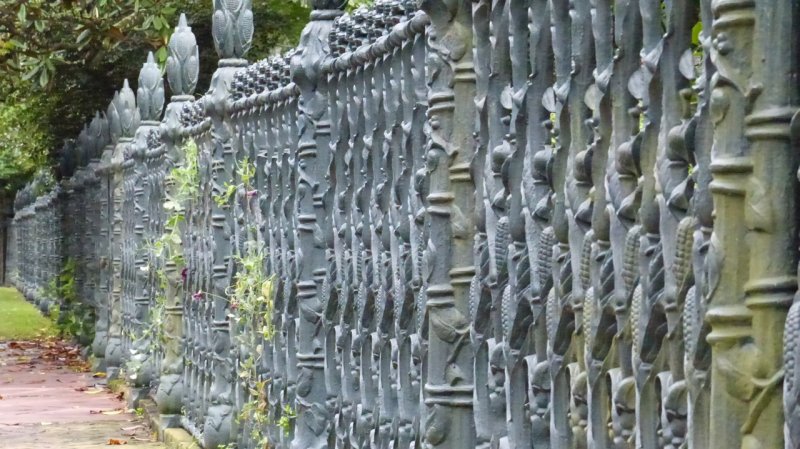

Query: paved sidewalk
left=0, top=339, right=163, bottom=449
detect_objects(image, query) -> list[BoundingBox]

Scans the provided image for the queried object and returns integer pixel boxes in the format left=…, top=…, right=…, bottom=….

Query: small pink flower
left=192, top=291, right=203, bottom=301
left=230, top=301, right=239, bottom=311
left=246, top=190, right=257, bottom=198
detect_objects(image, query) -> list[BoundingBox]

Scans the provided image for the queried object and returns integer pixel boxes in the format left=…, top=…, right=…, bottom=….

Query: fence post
left=415, top=1, right=477, bottom=448
left=84, top=114, right=105, bottom=345
left=703, top=0, right=756, bottom=446
left=89, top=112, right=111, bottom=369
left=107, top=81, right=140, bottom=380
left=126, top=52, right=165, bottom=405
left=287, top=3, right=345, bottom=448
left=153, top=13, right=199, bottom=428
left=744, top=1, right=799, bottom=448
left=97, top=98, right=121, bottom=373
left=202, top=1, right=253, bottom=446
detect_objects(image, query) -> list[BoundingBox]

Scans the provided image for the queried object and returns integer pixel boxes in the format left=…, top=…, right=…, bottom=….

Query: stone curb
left=110, top=382, right=200, bottom=449
left=140, top=399, right=200, bottom=449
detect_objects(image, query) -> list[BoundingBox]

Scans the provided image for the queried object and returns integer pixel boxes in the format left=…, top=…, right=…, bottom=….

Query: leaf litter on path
left=1, top=335, right=158, bottom=446
left=3, top=338, right=89, bottom=372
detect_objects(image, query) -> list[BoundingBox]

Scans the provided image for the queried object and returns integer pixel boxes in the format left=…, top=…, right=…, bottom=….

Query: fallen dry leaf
left=107, top=438, right=127, bottom=445
left=120, top=425, right=147, bottom=438
left=89, top=409, right=121, bottom=415
left=90, top=408, right=123, bottom=415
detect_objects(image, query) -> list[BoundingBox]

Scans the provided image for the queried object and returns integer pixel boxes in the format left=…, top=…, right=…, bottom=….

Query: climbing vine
left=212, top=157, right=255, bottom=209
left=230, top=246, right=276, bottom=341
left=230, top=246, right=282, bottom=444
left=46, top=258, right=95, bottom=344
left=222, top=157, right=289, bottom=446
left=129, top=139, right=199, bottom=377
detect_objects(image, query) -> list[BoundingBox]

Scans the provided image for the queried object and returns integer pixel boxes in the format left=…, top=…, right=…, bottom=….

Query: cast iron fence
left=9, top=1, right=800, bottom=448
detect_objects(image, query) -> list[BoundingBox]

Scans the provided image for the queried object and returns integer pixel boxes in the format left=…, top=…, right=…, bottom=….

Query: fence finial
left=167, top=14, right=199, bottom=97
left=107, top=92, right=121, bottom=144
left=212, top=0, right=253, bottom=60
left=88, top=111, right=109, bottom=159
left=117, top=80, right=140, bottom=139
left=137, top=52, right=165, bottom=122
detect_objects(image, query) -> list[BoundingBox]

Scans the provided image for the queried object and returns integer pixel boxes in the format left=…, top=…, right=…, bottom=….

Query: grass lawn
left=0, top=287, right=56, bottom=340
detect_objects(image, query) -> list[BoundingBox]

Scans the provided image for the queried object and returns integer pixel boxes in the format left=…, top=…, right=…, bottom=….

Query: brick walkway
left=0, top=339, right=163, bottom=449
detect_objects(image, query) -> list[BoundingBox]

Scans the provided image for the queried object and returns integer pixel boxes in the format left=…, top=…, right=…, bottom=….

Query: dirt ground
left=0, top=339, right=163, bottom=449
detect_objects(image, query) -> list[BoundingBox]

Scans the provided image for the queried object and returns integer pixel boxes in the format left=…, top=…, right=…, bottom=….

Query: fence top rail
left=179, top=100, right=212, bottom=139
left=227, top=3, right=427, bottom=116
left=323, top=9, right=428, bottom=76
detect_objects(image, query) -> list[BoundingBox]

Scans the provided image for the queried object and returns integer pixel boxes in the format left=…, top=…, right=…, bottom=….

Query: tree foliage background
left=0, top=0, right=325, bottom=192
